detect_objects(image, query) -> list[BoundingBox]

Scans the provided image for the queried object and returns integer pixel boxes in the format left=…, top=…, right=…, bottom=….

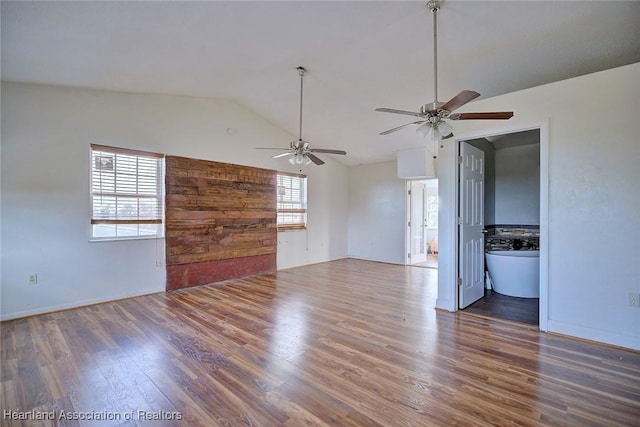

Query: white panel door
left=459, top=143, right=485, bottom=308
left=409, top=181, right=427, bottom=264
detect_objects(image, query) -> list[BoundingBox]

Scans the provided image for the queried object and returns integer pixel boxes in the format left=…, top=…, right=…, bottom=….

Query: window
left=276, top=172, right=307, bottom=230
left=90, top=144, right=164, bottom=240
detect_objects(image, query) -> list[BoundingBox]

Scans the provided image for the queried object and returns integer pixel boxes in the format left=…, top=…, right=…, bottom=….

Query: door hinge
left=457, top=277, right=463, bottom=286
left=408, top=221, right=411, bottom=227
left=408, top=189, right=411, bottom=195
left=458, top=156, right=464, bottom=164
left=457, top=217, right=462, bottom=225
left=408, top=253, right=411, bottom=259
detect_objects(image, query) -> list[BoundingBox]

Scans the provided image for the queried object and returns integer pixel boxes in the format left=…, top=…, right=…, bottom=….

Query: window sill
left=90, top=235, right=165, bottom=243
left=277, top=227, right=307, bottom=232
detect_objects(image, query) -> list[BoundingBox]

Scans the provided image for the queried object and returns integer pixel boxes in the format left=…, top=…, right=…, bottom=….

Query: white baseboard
left=435, top=298, right=454, bottom=312
left=547, top=319, right=640, bottom=351
left=277, top=256, right=349, bottom=271
left=344, top=255, right=404, bottom=265
left=1, top=287, right=163, bottom=321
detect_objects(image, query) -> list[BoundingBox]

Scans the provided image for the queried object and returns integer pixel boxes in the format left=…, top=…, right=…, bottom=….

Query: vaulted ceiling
left=2, top=1, right=639, bottom=165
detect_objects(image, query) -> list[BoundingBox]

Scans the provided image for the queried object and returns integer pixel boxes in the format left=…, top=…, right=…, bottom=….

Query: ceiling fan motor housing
left=420, top=101, right=444, bottom=115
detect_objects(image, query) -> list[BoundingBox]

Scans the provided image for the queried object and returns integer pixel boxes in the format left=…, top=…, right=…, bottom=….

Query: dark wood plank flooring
left=2, top=259, right=639, bottom=426
left=464, top=289, right=539, bottom=325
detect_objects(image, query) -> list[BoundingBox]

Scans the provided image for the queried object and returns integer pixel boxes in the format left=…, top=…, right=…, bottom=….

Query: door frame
left=438, top=120, right=549, bottom=331
left=406, top=181, right=428, bottom=264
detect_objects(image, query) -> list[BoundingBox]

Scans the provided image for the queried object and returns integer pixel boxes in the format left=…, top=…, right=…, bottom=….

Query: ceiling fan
left=376, top=0, right=513, bottom=144
left=258, top=66, right=346, bottom=166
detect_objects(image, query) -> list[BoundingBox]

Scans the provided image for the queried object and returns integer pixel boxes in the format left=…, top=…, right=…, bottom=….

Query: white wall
left=437, top=62, right=640, bottom=350
left=348, top=161, right=405, bottom=264
left=278, top=164, right=349, bottom=269
left=1, top=82, right=348, bottom=320
left=495, top=144, right=540, bottom=225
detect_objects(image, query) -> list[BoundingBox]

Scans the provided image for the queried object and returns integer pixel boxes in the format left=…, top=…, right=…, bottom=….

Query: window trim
left=90, top=144, right=165, bottom=241
left=276, top=171, right=307, bottom=231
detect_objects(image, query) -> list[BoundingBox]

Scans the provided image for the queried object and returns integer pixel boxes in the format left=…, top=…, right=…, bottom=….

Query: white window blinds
left=276, top=172, right=307, bottom=230
left=90, top=144, right=164, bottom=239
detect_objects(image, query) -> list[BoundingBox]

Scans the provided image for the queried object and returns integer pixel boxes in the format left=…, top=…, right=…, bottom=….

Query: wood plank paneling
left=1, top=259, right=639, bottom=426
left=165, top=156, right=277, bottom=290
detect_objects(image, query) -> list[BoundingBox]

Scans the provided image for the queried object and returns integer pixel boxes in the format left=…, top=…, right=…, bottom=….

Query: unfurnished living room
left=1, top=1, right=639, bottom=425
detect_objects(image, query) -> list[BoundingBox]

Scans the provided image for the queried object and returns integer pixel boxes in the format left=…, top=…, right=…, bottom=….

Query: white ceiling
left=2, top=1, right=639, bottom=166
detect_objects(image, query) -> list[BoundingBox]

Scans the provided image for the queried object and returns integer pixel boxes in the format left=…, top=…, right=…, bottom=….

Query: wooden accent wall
left=165, top=156, right=277, bottom=291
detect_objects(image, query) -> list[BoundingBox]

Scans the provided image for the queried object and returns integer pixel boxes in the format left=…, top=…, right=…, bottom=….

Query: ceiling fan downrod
left=428, top=0, right=440, bottom=108
left=297, top=66, right=306, bottom=143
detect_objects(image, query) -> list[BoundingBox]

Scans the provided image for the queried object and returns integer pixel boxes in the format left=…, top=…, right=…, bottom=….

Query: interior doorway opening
left=436, top=120, right=548, bottom=331
left=407, top=179, right=438, bottom=269
left=458, top=129, right=542, bottom=326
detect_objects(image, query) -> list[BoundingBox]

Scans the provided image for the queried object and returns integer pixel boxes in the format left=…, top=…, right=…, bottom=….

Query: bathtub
left=485, top=250, right=539, bottom=298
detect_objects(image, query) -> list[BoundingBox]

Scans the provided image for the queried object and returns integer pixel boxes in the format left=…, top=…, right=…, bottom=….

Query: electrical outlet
left=629, top=292, right=640, bottom=308
left=28, top=274, right=38, bottom=285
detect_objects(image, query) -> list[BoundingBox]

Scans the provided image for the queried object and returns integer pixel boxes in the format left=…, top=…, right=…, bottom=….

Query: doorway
left=437, top=122, right=548, bottom=331
left=462, top=130, right=541, bottom=325
left=407, top=179, right=438, bottom=269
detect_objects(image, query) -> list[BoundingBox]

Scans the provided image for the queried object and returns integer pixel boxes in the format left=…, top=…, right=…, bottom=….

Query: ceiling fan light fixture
left=289, top=153, right=305, bottom=165
left=436, top=120, right=453, bottom=137
left=431, top=130, right=442, bottom=145
left=416, top=122, right=432, bottom=138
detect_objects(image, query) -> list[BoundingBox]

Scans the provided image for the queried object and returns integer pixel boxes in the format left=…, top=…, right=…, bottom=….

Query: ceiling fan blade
left=449, top=112, right=514, bottom=120
left=375, top=108, right=423, bottom=117
left=311, top=148, right=346, bottom=155
left=272, top=152, right=294, bottom=159
left=256, top=147, right=291, bottom=150
left=440, top=90, right=481, bottom=113
left=379, top=120, right=426, bottom=135
left=306, top=153, right=325, bottom=165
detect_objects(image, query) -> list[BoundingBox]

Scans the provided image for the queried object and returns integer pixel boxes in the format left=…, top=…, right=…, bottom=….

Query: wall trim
left=548, top=320, right=640, bottom=351
left=0, top=287, right=163, bottom=322
left=344, top=256, right=405, bottom=266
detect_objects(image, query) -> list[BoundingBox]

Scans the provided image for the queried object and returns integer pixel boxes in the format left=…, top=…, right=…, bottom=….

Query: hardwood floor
left=464, top=289, right=539, bottom=326
left=2, top=259, right=639, bottom=426
left=412, top=254, right=438, bottom=269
